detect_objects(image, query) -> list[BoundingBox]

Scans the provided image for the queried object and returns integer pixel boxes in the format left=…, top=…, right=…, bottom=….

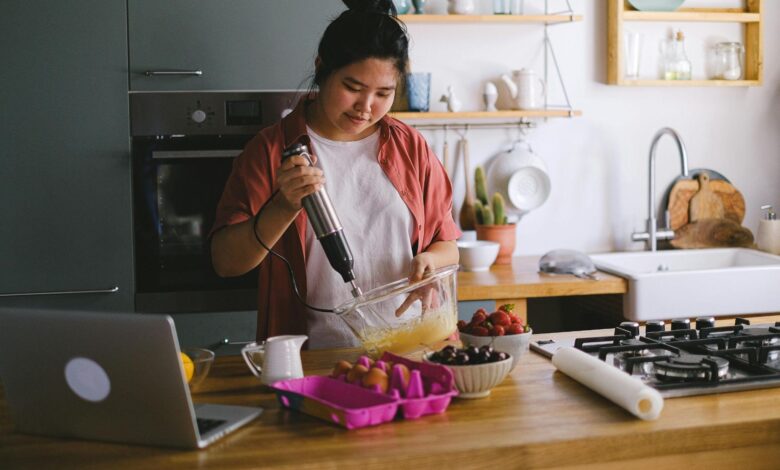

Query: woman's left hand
left=408, top=252, right=436, bottom=282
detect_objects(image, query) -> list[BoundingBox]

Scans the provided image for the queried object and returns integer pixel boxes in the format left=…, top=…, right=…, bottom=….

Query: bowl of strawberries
left=456, top=304, right=531, bottom=371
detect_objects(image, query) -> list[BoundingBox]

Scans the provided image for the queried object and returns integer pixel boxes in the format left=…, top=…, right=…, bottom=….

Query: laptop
left=0, top=308, right=262, bottom=449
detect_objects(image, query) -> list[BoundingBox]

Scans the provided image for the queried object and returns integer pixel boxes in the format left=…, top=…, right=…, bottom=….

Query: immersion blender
left=281, top=143, right=362, bottom=298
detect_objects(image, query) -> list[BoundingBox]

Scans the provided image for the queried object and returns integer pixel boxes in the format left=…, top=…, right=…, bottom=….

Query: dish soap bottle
left=757, top=205, right=780, bottom=255
left=663, top=30, right=692, bottom=80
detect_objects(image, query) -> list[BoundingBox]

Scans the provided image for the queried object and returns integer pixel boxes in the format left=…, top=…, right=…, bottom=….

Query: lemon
left=180, top=352, right=195, bottom=383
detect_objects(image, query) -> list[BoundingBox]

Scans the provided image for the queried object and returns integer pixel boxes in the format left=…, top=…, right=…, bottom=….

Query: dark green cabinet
left=128, top=0, right=344, bottom=91
left=0, top=0, right=133, bottom=311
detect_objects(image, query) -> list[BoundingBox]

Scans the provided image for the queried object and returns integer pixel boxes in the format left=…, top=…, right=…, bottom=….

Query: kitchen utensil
left=670, top=218, right=754, bottom=249
left=689, top=173, right=724, bottom=222
left=665, top=169, right=744, bottom=230
left=441, top=137, right=451, bottom=180
left=538, top=249, right=597, bottom=280
left=500, top=69, right=546, bottom=110
left=241, top=335, right=308, bottom=386
left=485, top=141, right=551, bottom=214
left=457, top=240, right=500, bottom=272
left=181, top=347, right=215, bottom=392
left=459, top=138, right=477, bottom=230
left=552, top=347, right=664, bottom=420
left=335, top=265, right=459, bottom=358
left=282, top=143, right=361, bottom=297
left=423, top=351, right=513, bottom=399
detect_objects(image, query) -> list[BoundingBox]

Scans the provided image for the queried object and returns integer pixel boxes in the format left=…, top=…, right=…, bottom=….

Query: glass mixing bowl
left=335, top=265, right=459, bottom=358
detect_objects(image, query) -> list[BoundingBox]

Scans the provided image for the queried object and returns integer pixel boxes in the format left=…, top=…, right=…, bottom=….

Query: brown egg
left=331, top=360, right=353, bottom=378
left=394, top=363, right=411, bottom=390
left=362, top=367, right=389, bottom=393
left=346, top=364, right=369, bottom=384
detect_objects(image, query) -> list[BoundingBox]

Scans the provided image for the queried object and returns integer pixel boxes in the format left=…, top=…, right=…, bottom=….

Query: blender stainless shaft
left=281, top=143, right=362, bottom=298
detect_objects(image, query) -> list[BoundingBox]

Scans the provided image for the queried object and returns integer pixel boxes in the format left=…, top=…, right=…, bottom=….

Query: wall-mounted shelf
left=398, top=14, right=582, bottom=24
left=607, top=0, right=763, bottom=86
left=389, top=110, right=582, bottom=120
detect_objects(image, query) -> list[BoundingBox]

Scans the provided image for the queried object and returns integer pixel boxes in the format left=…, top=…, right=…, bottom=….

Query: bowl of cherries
left=424, top=345, right=512, bottom=398
left=457, top=305, right=531, bottom=371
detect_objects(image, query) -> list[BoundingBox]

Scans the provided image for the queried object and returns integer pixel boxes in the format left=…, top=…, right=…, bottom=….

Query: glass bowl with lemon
left=335, top=265, right=459, bottom=358
left=180, top=347, right=215, bottom=391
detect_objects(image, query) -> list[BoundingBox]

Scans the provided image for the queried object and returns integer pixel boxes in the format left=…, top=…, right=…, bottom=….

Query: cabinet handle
left=0, top=286, right=119, bottom=297
left=144, top=70, right=203, bottom=77
left=152, top=149, right=242, bottom=159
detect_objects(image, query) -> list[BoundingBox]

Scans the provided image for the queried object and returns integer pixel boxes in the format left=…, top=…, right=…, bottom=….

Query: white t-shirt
left=304, top=127, right=415, bottom=349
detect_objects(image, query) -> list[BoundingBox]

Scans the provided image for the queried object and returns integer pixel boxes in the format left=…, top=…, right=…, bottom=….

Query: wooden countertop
left=456, top=256, right=627, bottom=301
left=3, top=316, right=780, bottom=469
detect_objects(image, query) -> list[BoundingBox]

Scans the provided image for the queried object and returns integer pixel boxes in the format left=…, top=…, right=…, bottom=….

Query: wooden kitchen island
left=457, top=256, right=628, bottom=322
left=2, top=316, right=780, bottom=469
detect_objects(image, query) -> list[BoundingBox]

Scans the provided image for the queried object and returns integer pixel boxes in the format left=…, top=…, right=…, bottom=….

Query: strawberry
left=506, top=323, right=524, bottom=335
left=470, top=326, right=489, bottom=337
left=489, top=325, right=506, bottom=336
left=471, top=310, right=488, bottom=326
left=489, top=311, right=511, bottom=327
left=498, top=303, right=515, bottom=313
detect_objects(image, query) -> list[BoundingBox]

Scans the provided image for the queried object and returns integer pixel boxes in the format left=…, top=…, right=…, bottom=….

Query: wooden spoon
left=442, top=138, right=451, bottom=180
left=459, top=137, right=476, bottom=230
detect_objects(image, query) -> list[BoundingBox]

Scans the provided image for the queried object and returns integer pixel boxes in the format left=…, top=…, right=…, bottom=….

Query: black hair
left=313, top=0, right=409, bottom=89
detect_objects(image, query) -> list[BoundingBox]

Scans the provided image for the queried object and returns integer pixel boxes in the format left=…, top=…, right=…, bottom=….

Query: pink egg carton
left=270, top=352, right=458, bottom=429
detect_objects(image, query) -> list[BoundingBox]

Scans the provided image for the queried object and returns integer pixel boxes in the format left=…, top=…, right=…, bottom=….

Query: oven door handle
left=152, top=149, right=242, bottom=159
left=144, top=70, right=203, bottom=77
left=0, top=286, right=119, bottom=297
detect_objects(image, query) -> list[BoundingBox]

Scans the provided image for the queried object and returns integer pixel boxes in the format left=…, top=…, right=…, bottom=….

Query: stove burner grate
left=654, top=353, right=730, bottom=382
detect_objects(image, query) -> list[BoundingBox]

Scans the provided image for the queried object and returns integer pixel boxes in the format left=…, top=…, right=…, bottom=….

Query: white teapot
left=500, top=68, right=546, bottom=110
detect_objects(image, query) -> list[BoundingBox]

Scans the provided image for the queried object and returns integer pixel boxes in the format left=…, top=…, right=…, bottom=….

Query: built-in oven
left=130, top=91, right=300, bottom=313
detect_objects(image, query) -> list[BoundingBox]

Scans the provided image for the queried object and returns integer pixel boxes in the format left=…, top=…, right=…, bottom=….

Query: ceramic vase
left=392, top=0, right=411, bottom=14
left=475, top=224, right=516, bottom=265
left=412, top=0, right=426, bottom=14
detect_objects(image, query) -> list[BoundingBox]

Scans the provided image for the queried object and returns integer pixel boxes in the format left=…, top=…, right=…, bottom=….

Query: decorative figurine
left=483, top=82, right=498, bottom=112
left=439, top=85, right=462, bottom=112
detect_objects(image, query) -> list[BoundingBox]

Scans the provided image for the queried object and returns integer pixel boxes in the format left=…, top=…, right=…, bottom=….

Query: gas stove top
left=531, top=317, right=780, bottom=398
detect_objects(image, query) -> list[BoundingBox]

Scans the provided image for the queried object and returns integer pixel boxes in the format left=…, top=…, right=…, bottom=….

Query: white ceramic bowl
left=424, top=352, right=513, bottom=399
left=486, top=143, right=551, bottom=214
left=459, top=329, right=532, bottom=371
left=457, top=241, right=500, bottom=272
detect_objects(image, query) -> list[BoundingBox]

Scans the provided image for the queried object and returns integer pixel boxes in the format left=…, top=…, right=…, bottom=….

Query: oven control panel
left=130, top=91, right=300, bottom=137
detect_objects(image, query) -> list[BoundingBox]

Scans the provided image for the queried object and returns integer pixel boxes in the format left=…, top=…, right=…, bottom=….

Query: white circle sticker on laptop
left=64, top=357, right=111, bottom=402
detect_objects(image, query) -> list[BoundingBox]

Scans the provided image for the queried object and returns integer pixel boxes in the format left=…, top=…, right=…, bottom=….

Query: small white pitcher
left=241, top=335, right=308, bottom=386
left=500, top=68, right=546, bottom=110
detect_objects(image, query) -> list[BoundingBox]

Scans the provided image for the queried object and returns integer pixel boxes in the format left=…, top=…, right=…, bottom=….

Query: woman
left=210, top=0, right=460, bottom=348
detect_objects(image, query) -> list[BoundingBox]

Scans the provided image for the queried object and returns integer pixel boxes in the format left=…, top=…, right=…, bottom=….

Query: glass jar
left=715, top=42, right=743, bottom=80
left=662, top=30, right=691, bottom=80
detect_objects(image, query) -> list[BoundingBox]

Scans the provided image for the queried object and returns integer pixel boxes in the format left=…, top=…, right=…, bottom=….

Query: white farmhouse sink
left=590, top=248, right=780, bottom=321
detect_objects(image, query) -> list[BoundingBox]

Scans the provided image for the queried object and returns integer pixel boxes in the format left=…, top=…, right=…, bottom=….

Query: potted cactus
left=473, top=166, right=516, bottom=265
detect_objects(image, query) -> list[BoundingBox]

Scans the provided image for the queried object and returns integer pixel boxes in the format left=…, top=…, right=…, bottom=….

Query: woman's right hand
left=274, top=154, right=325, bottom=212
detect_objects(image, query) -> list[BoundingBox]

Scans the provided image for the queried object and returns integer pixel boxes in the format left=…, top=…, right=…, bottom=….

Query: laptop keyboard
left=197, top=417, right=227, bottom=435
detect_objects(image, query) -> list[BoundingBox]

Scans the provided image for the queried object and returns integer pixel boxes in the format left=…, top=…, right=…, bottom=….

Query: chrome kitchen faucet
left=632, top=128, right=689, bottom=251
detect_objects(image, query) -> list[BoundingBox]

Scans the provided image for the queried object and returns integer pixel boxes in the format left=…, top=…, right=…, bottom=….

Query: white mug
left=241, top=335, right=308, bottom=386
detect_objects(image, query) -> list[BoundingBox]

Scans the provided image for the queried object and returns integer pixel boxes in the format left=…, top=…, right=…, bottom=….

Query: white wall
left=408, top=0, right=780, bottom=255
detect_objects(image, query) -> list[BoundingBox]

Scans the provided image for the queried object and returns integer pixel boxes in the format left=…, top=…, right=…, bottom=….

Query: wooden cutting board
left=667, top=177, right=745, bottom=230
left=670, top=218, right=755, bottom=249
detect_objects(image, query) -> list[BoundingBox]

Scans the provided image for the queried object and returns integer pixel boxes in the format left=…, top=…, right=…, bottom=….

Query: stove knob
left=696, top=316, right=716, bottom=330
left=190, top=109, right=207, bottom=123
left=645, top=320, right=666, bottom=333
left=619, top=321, right=639, bottom=337
left=671, top=318, right=691, bottom=330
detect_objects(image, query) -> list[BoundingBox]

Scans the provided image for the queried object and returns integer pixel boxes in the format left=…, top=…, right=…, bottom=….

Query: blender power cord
left=252, top=191, right=336, bottom=313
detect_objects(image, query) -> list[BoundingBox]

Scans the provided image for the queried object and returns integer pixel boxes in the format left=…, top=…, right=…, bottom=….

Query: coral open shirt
left=211, top=97, right=461, bottom=341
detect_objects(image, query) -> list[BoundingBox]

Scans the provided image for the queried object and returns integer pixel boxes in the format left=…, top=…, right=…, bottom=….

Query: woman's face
left=310, top=57, right=398, bottom=141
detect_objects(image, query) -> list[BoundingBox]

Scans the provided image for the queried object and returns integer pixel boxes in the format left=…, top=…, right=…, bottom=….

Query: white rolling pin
left=552, top=347, right=664, bottom=420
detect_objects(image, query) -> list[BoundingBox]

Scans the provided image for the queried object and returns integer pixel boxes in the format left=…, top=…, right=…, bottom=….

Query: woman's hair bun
left=343, top=0, right=396, bottom=16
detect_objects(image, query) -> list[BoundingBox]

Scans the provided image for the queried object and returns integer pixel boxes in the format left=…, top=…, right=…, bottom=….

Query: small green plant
left=473, top=166, right=508, bottom=225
